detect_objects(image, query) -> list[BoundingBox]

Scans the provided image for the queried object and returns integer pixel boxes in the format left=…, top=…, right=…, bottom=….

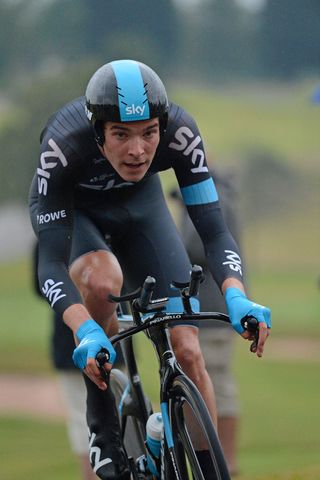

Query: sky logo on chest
left=111, top=60, right=150, bottom=122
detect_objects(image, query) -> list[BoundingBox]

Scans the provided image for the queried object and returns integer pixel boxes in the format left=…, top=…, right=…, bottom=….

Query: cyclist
left=29, top=59, right=271, bottom=479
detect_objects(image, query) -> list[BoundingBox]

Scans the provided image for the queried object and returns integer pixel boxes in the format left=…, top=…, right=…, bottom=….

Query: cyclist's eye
left=144, top=129, right=158, bottom=139
left=113, top=132, right=126, bottom=139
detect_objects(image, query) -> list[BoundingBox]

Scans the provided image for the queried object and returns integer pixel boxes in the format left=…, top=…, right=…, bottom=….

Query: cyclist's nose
left=128, top=136, right=144, bottom=157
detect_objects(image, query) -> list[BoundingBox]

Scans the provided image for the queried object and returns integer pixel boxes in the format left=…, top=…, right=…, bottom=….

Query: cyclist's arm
left=37, top=216, right=113, bottom=388
left=35, top=133, right=114, bottom=384
left=167, top=107, right=244, bottom=288
left=185, top=202, right=270, bottom=356
left=168, top=106, right=270, bottom=355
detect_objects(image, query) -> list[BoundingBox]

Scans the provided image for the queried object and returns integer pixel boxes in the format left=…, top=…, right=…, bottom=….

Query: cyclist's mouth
left=123, top=162, right=147, bottom=170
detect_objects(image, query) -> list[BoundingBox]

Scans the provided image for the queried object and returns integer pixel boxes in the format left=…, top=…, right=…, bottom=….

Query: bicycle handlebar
left=109, top=264, right=205, bottom=309
left=135, top=275, right=156, bottom=310
left=241, top=315, right=259, bottom=333
left=96, top=311, right=260, bottom=375
left=96, top=349, right=111, bottom=383
left=94, top=310, right=231, bottom=386
left=241, top=315, right=259, bottom=352
left=188, top=264, right=204, bottom=297
left=101, top=265, right=260, bottom=365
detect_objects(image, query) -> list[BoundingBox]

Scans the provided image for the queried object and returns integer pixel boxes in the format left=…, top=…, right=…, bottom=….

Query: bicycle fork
left=159, top=400, right=184, bottom=480
left=149, top=328, right=185, bottom=480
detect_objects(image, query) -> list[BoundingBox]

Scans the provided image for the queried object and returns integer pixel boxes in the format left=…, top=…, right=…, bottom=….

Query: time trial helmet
left=85, top=59, right=169, bottom=145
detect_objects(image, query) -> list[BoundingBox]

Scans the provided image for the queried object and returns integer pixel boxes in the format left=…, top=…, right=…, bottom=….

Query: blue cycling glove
left=72, top=319, right=116, bottom=370
left=225, top=287, right=271, bottom=334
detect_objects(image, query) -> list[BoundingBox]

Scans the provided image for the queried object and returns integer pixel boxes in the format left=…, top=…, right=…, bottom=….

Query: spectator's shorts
left=198, top=327, right=240, bottom=417
left=57, top=371, right=89, bottom=455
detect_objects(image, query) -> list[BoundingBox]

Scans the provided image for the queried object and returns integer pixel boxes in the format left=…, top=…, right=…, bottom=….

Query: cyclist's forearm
left=63, top=303, right=93, bottom=337
left=186, top=203, right=244, bottom=288
left=221, top=277, right=245, bottom=295
left=37, top=229, right=83, bottom=313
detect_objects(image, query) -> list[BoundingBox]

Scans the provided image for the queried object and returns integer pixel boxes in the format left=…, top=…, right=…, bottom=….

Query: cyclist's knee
left=83, top=276, right=119, bottom=305
left=177, top=344, right=204, bottom=373
left=70, top=251, right=123, bottom=303
left=171, top=327, right=205, bottom=380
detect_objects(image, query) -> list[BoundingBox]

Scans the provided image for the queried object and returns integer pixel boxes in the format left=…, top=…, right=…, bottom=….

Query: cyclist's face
left=102, top=118, right=160, bottom=181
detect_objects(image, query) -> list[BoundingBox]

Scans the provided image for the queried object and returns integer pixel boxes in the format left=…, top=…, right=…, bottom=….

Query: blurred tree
left=1, top=0, right=319, bottom=88
left=176, top=0, right=260, bottom=83
left=0, top=62, right=95, bottom=204
left=0, top=1, right=32, bottom=86
left=81, top=0, right=179, bottom=70
left=0, top=0, right=179, bottom=83
left=259, top=0, right=320, bottom=78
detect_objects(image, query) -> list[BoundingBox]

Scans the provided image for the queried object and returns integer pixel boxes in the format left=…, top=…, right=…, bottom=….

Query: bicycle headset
left=85, top=59, right=169, bottom=146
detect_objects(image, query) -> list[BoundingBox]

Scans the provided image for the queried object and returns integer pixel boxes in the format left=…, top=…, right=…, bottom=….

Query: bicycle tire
left=110, top=368, right=149, bottom=462
left=167, top=374, right=230, bottom=480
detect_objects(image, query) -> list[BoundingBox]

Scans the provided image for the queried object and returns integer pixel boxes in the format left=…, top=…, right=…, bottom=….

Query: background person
left=171, top=164, right=243, bottom=475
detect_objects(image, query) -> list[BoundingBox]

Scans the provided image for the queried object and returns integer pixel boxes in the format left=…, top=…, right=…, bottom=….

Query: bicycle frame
left=95, top=267, right=258, bottom=478
left=109, top=309, right=231, bottom=479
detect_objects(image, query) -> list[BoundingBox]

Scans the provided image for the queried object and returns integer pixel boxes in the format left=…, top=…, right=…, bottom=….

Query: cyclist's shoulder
left=166, top=101, right=199, bottom=135
left=156, top=101, right=203, bottom=167
left=149, top=102, right=205, bottom=181
left=40, top=96, right=96, bottom=155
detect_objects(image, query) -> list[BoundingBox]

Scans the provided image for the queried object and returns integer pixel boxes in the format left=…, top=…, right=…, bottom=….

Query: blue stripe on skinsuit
left=181, top=178, right=218, bottom=206
left=111, top=60, right=150, bottom=121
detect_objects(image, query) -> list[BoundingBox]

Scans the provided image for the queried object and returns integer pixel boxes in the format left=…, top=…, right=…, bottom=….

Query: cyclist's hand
left=225, top=287, right=271, bottom=357
left=72, top=319, right=116, bottom=390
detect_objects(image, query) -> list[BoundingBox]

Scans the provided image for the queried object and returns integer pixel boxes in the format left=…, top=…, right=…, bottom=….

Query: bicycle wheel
left=168, top=374, right=230, bottom=480
left=110, top=368, right=150, bottom=461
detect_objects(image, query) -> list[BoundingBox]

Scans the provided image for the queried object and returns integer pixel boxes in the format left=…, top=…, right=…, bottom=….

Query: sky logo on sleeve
left=223, top=250, right=242, bottom=275
left=38, top=138, right=68, bottom=196
left=42, top=279, right=66, bottom=307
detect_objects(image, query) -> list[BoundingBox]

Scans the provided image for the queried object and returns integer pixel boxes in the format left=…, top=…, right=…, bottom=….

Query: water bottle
left=145, top=412, right=163, bottom=477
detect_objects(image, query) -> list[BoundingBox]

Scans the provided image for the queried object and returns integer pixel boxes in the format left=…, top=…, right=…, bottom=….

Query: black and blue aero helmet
left=85, top=59, right=169, bottom=144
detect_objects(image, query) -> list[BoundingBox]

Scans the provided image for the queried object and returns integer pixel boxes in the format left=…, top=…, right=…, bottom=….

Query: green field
left=1, top=81, right=319, bottom=479
left=172, top=81, right=320, bottom=168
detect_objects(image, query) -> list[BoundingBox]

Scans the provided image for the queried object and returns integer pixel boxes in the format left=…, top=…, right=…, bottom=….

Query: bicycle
left=98, top=265, right=258, bottom=480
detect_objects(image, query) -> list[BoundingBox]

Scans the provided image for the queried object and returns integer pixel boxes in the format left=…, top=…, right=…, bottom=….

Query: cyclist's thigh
left=68, top=210, right=111, bottom=265
left=30, top=198, right=111, bottom=263
left=68, top=212, right=122, bottom=332
left=112, top=175, right=191, bottom=297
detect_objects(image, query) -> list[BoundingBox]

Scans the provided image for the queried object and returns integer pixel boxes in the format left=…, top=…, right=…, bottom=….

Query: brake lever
left=108, top=287, right=141, bottom=303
